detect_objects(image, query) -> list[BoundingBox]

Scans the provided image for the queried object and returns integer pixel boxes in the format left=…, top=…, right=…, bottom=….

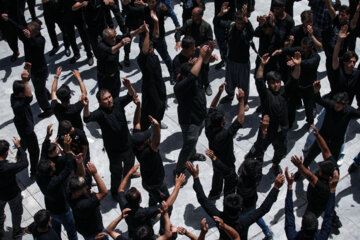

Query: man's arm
left=7, top=137, right=29, bottom=174
left=255, top=53, right=270, bottom=100
left=351, top=3, right=360, bottom=30
left=333, top=25, right=350, bottom=70
left=22, top=63, right=32, bottom=97
left=149, top=116, right=160, bottom=152
left=87, top=163, right=108, bottom=201
left=291, top=51, right=301, bottom=80
left=106, top=208, right=131, bottom=239
left=214, top=217, right=240, bottom=240
left=165, top=174, right=186, bottom=207
left=82, top=96, right=91, bottom=119
left=133, top=97, right=141, bottom=130
left=142, top=21, right=151, bottom=54
left=210, top=82, right=226, bottom=109
left=72, top=70, right=87, bottom=97
left=191, top=45, right=208, bottom=77
left=151, top=10, right=160, bottom=39
left=291, top=155, right=318, bottom=187
left=284, top=167, right=298, bottom=240
left=51, top=67, right=62, bottom=100
left=122, top=78, right=137, bottom=99
left=157, top=202, right=173, bottom=240
left=236, top=88, right=245, bottom=125
left=324, top=0, right=336, bottom=19
left=312, top=126, right=332, bottom=159
left=118, top=164, right=140, bottom=192
left=72, top=1, right=88, bottom=11
left=129, top=23, right=145, bottom=38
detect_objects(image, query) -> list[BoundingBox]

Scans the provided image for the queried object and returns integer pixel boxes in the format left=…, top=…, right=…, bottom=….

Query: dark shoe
left=49, top=46, right=60, bottom=56
left=123, top=56, right=130, bottom=67
left=191, top=153, right=206, bottom=162
left=87, top=56, right=94, bottom=66
left=220, top=94, right=234, bottom=104
left=208, top=193, right=221, bottom=201
left=263, top=231, right=274, bottom=240
left=38, top=110, right=53, bottom=119
left=293, top=171, right=302, bottom=181
left=205, top=85, right=212, bottom=96
left=70, top=54, right=80, bottom=64
left=65, top=48, right=71, bottom=57
left=348, top=163, right=358, bottom=174
left=215, top=60, right=225, bottom=70
left=10, top=52, right=19, bottom=62
left=332, top=215, right=342, bottom=229
left=272, top=165, right=282, bottom=175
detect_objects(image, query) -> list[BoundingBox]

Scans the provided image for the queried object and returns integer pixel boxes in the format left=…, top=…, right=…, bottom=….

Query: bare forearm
left=223, top=224, right=240, bottom=240
left=332, top=38, right=342, bottom=69
left=133, top=104, right=141, bottom=130
left=151, top=125, right=160, bottom=151
left=106, top=215, right=122, bottom=234
left=237, top=99, right=244, bottom=124
left=118, top=172, right=131, bottom=192
left=153, top=20, right=160, bottom=39
left=76, top=162, right=85, bottom=177
left=190, top=56, right=204, bottom=77
left=351, top=12, right=359, bottom=30
left=210, top=90, right=222, bottom=109
left=256, top=64, right=265, bottom=79
left=292, top=64, right=301, bottom=80
left=83, top=106, right=90, bottom=118
left=165, top=185, right=181, bottom=207
left=315, top=134, right=332, bottom=159
left=111, top=42, right=122, bottom=54
left=311, top=35, right=323, bottom=50
left=94, top=173, right=108, bottom=196
left=24, top=82, right=32, bottom=97
left=77, top=77, right=87, bottom=96
left=142, top=32, right=150, bottom=54
left=187, top=231, right=199, bottom=240
left=51, top=76, right=59, bottom=98
left=298, top=164, right=317, bottom=185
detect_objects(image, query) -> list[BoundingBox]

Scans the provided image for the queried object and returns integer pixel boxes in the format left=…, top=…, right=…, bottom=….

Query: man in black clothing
left=138, top=19, right=167, bottom=130
left=205, top=83, right=244, bottom=200
left=83, top=79, right=137, bottom=198
left=105, top=0, right=126, bottom=33
left=181, top=0, right=205, bottom=25
left=0, top=137, right=28, bottom=239
left=174, top=44, right=214, bottom=176
left=69, top=162, right=108, bottom=239
left=51, top=68, right=87, bottom=130
left=270, top=0, right=301, bottom=17
left=11, top=63, right=39, bottom=179
left=96, top=24, right=144, bottom=98
left=25, top=209, right=61, bottom=240
left=186, top=161, right=284, bottom=240
left=272, top=0, right=294, bottom=46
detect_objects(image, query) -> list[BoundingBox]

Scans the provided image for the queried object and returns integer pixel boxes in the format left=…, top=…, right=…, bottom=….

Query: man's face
left=183, top=44, right=196, bottom=57
left=343, top=57, right=357, bottom=73
left=235, top=18, right=245, bottom=30
left=301, top=43, right=312, bottom=54
left=273, top=6, right=284, bottom=17
left=338, top=11, right=350, bottom=25
left=334, top=102, right=346, bottom=112
left=268, top=80, right=281, bottom=93
left=302, top=19, right=313, bottom=29
left=191, top=8, right=202, bottom=24
left=104, top=29, right=116, bottom=45
left=99, top=91, right=114, bottom=109
left=148, top=0, right=157, bottom=10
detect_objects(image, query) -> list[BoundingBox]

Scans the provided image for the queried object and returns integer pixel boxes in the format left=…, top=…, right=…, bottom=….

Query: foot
left=348, top=163, right=358, bottom=174
left=160, top=122, right=168, bottom=129
left=65, top=48, right=71, bottom=57
left=87, top=56, right=94, bottom=66
left=10, top=52, right=19, bottom=62
left=244, top=104, right=250, bottom=112
left=293, top=171, right=302, bottom=181
left=263, top=231, right=273, bottom=240
left=337, top=155, right=344, bottom=166
left=70, top=54, right=80, bottom=64
left=215, top=60, right=225, bottom=70
left=271, top=164, right=282, bottom=175
left=131, top=171, right=141, bottom=179
left=191, top=153, right=206, bottom=162
left=332, top=216, right=342, bottom=229
left=38, top=110, right=53, bottom=119
left=123, top=56, right=130, bottom=67
left=205, top=85, right=212, bottom=96
left=220, top=94, right=234, bottom=104
left=49, top=46, right=60, bottom=56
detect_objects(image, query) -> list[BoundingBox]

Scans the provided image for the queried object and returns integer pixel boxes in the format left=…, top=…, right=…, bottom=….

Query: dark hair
left=301, top=10, right=313, bottom=22
left=235, top=10, right=245, bottom=20
left=272, top=0, right=285, bottom=8
left=181, top=36, right=195, bottom=49
left=56, top=85, right=71, bottom=103
left=34, top=209, right=51, bottom=229
left=301, top=37, right=314, bottom=48
left=223, top=193, right=243, bottom=217
left=125, top=187, right=141, bottom=208
left=262, top=21, right=274, bottom=30
left=134, top=225, right=154, bottom=240
left=343, top=51, right=358, bottom=63
left=68, top=175, right=87, bottom=194
left=47, top=143, right=57, bottom=156
left=196, top=7, right=204, bottom=16
left=243, top=157, right=260, bottom=181
left=13, top=80, right=25, bottom=96
left=28, top=21, right=41, bottom=33
left=96, top=89, right=111, bottom=101
left=333, top=92, right=349, bottom=105
left=338, top=5, right=350, bottom=14
left=37, top=159, right=53, bottom=176
left=301, top=212, right=318, bottom=237
left=0, top=140, right=10, bottom=156
left=59, top=120, right=73, bottom=136
left=180, top=63, right=193, bottom=78
left=209, top=110, right=225, bottom=128
left=318, top=160, right=336, bottom=178
left=266, top=71, right=281, bottom=82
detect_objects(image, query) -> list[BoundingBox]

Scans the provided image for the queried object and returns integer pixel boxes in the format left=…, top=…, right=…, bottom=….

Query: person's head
left=56, top=85, right=71, bottom=104
left=301, top=212, right=318, bottom=237
left=59, top=120, right=74, bottom=136
left=102, top=28, right=117, bottom=45
left=342, top=51, right=358, bottom=73
left=301, top=10, right=313, bottom=27
left=177, top=62, right=193, bottom=82
left=132, top=129, right=152, bottom=151
left=223, top=193, right=243, bottom=218
left=27, top=21, right=41, bottom=36
left=181, top=36, right=196, bottom=57
left=47, top=142, right=60, bottom=158
left=96, top=89, right=113, bottom=109
left=234, top=11, right=245, bottom=30
left=191, top=7, right=203, bottom=24
left=209, top=110, right=226, bottom=129
left=69, top=175, right=88, bottom=198
left=266, top=71, right=282, bottom=93
left=318, top=160, right=336, bottom=180
left=125, top=187, right=142, bottom=208
left=0, top=140, right=10, bottom=159
left=338, top=5, right=351, bottom=25
left=300, top=37, right=314, bottom=54
left=272, top=0, right=286, bottom=16
left=241, top=157, right=259, bottom=182
left=148, top=0, right=158, bottom=9
left=37, top=159, right=56, bottom=176
left=34, top=209, right=51, bottom=229
left=13, top=80, right=25, bottom=97
left=333, top=92, right=349, bottom=112
left=262, top=21, right=274, bottom=35
left=134, top=225, right=154, bottom=240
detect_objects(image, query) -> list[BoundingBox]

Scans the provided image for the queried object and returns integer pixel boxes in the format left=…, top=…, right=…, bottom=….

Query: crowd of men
left=0, top=0, right=360, bottom=239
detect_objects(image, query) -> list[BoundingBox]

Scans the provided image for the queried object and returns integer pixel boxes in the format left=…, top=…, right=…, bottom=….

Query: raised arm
left=72, top=69, right=87, bottom=97
left=256, top=53, right=270, bottom=79
left=214, top=217, right=240, bottom=240
left=133, top=97, right=141, bottom=130
left=106, top=208, right=131, bottom=239
left=291, top=155, right=318, bottom=186
left=22, top=63, right=32, bottom=97
left=151, top=10, right=160, bottom=39
left=351, top=3, right=360, bottom=30
left=197, top=218, right=209, bottom=240
left=142, top=21, right=151, bottom=54
left=82, top=95, right=90, bottom=118
left=118, top=164, right=140, bottom=192
left=291, top=51, right=301, bottom=80
left=51, top=66, right=62, bottom=100
left=284, top=167, right=297, bottom=240
left=87, top=162, right=108, bottom=201
left=129, top=23, right=145, bottom=38
left=210, top=82, right=226, bottom=109
left=165, top=174, right=186, bottom=207
left=333, top=25, right=350, bottom=70
left=149, top=115, right=160, bottom=152
left=312, top=126, right=332, bottom=160
left=157, top=202, right=172, bottom=240
left=122, top=78, right=137, bottom=98
left=236, top=88, right=245, bottom=124
left=191, top=45, right=208, bottom=77
left=324, top=0, right=336, bottom=19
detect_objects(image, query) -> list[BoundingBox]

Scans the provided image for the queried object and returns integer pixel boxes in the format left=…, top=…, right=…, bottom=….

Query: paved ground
left=1, top=0, right=360, bottom=239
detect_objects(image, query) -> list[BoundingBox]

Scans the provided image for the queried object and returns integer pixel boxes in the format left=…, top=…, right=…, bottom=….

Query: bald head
left=102, top=28, right=116, bottom=45
left=191, top=7, right=203, bottom=24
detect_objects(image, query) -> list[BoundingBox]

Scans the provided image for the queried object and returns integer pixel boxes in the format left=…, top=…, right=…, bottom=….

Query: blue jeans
left=159, top=0, right=179, bottom=27
left=0, top=193, right=23, bottom=235
left=51, top=209, right=78, bottom=240
left=83, top=228, right=109, bottom=240
left=239, top=207, right=271, bottom=236
left=153, top=38, right=172, bottom=76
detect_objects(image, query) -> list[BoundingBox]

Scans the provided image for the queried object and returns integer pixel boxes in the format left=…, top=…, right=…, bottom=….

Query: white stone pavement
left=0, top=0, right=360, bottom=239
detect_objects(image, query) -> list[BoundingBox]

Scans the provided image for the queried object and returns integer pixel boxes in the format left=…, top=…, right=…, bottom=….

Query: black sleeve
left=193, top=178, right=221, bottom=218
left=83, top=109, right=102, bottom=123
left=255, top=77, right=268, bottom=102
left=118, top=93, right=133, bottom=108
left=227, top=119, right=242, bottom=137
left=174, top=73, right=196, bottom=94
left=78, top=193, right=100, bottom=210
left=118, top=192, right=128, bottom=210
left=6, top=147, right=29, bottom=175
left=74, top=101, right=85, bottom=113
left=46, top=153, right=73, bottom=190
left=175, top=22, right=187, bottom=42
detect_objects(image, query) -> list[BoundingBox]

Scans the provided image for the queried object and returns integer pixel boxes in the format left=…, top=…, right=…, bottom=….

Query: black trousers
left=105, top=147, right=135, bottom=195
left=288, top=85, right=315, bottom=127
left=97, top=70, right=121, bottom=98
left=303, top=139, right=342, bottom=168
left=0, top=19, right=19, bottom=55
left=31, top=68, right=51, bottom=112
left=64, top=17, right=92, bottom=57
left=18, top=131, right=39, bottom=175
left=105, top=0, right=125, bottom=32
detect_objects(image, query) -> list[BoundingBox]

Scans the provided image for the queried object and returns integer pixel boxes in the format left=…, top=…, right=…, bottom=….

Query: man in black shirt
left=270, top=0, right=301, bottom=17
left=83, top=79, right=138, bottom=198
left=51, top=68, right=87, bottom=130
left=0, top=137, right=28, bottom=239
left=172, top=36, right=196, bottom=85
left=11, top=63, right=39, bottom=179
left=272, top=0, right=294, bottom=45
left=69, top=162, right=108, bottom=239
left=25, top=209, right=61, bottom=240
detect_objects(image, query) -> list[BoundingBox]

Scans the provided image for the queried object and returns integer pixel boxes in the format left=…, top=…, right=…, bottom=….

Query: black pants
left=27, top=0, right=37, bottom=19
left=97, top=70, right=121, bottom=98
left=288, top=85, right=315, bottom=127
left=209, top=162, right=232, bottom=198
left=64, top=17, right=92, bottom=58
left=303, top=139, right=342, bottom=168
left=31, top=68, right=51, bottom=112
left=0, top=19, right=19, bottom=55
left=105, top=0, right=125, bottom=32
left=43, top=2, right=69, bottom=49
left=18, top=131, right=39, bottom=175
left=106, top=147, right=135, bottom=195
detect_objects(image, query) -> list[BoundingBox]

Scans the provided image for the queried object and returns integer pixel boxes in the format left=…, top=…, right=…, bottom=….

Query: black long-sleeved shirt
left=285, top=189, right=334, bottom=240
left=274, top=14, right=295, bottom=44
left=83, top=94, right=133, bottom=151
left=290, top=24, right=322, bottom=48
left=0, top=147, right=28, bottom=201
left=175, top=19, right=213, bottom=46
left=11, top=95, right=34, bottom=136
left=174, top=73, right=206, bottom=125
left=331, top=67, right=360, bottom=107
left=193, top=177, right=279, bottom=240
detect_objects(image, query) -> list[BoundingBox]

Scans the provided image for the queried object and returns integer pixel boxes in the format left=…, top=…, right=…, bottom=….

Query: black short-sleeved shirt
left=137, top=145, right=165, bottom=187
left=332, top=67, right=360, bottom=106
left=59, top=128, right=90, bottom=161
left=69, top=193, right=104, bottom=236
left=51, top=100, right=84, bottom=130
left=11, top=95, right=34, bottom=135
left=27, top=222, right=61, bottom=240
left=306, top=173, right=330, bottom=213
left=275, top=14, right=295, bottom=44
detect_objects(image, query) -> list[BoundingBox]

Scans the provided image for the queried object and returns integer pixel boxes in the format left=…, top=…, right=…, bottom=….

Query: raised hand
left=46, top=124, right=53, bottom=138
left=261, top=53, right=271, bottom=64
left=81, top=95, right=89, bottom=106
left=205, top=149, right=216, bottom=161
left=329, top=170, right=339, bottom=192
left=292, top=51, right=302, bottom=65
left=291, top=155, right=303, bottom=167
left=260, top=115, right=270, bottom=134
left=86, top=162, right=98, bottom=176
left=218, top=82, right=227, bottom=92
left=236, top=88, right=245, bottom=101
left=175, top=173, right=186, bottom=186
left=220, top=2, right=230, bottom=15
left=150, top=10, right=158, bottom=22
left=1, top=13, right=9, bottom=21
left=200, top=218, right=209, bottom=233
left=122, top=208, right=131, bottom=218
left=121, top=37, right=131, bottom=46
left=311, top=125, right=319, bottom=137
left=159, top=201, right=168, bottom=215
left=186, top=161, right=199, bottom=178
left=23, top=29, right=31, bottom=38
left=148, top=115, right=159, bottom=127
left=313, top=80, right=321, bottom=94
left=12, top=137, right=21, bottom=148
left=338, top=24, right=350, bottom=39
left=285, top=167, right=294, bottom=188
left=214, top=216, right=224, bottom=229
left=274, top=174, right=285, bottom=189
